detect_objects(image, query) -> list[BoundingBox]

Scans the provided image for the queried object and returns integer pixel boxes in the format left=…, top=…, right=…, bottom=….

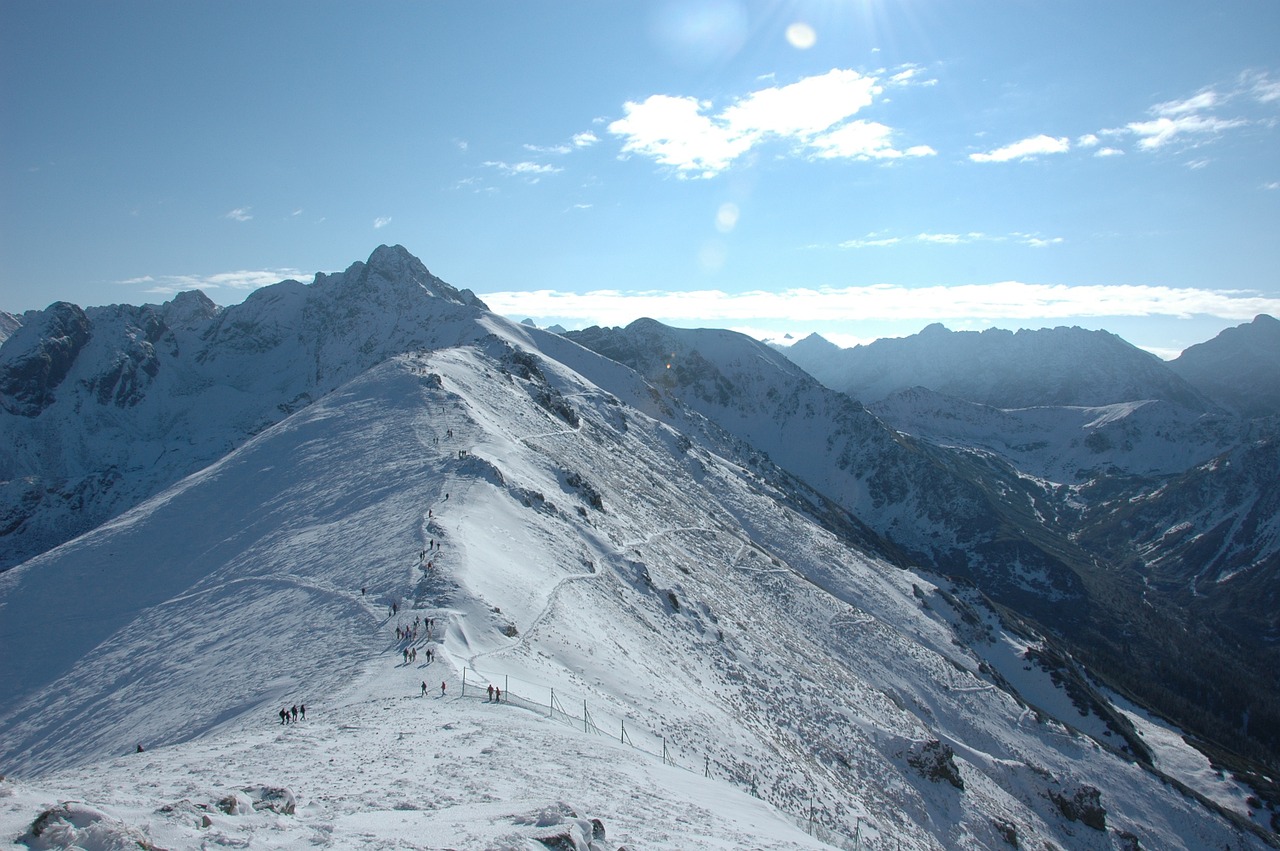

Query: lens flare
left=785, top=22, right=817, bottom=50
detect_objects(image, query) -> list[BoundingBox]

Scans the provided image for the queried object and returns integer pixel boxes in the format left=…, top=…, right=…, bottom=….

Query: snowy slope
left=1, top=312, right=1270, bottom=848
left=566, top=320, right=1099, bottom=612
left=0, top=312, right=18, bottom=346
left=0, top=246, right=489, bottom=569
left=869, top=386, right=1241, bottom=484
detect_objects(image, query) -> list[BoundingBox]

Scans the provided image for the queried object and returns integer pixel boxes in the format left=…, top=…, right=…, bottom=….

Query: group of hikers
left=278, top=704, right=305, bottom=724
left=396, top=615, right=434, bottom=643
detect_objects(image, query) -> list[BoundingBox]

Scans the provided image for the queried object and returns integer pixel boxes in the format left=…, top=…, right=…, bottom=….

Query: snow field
left=2, top=337, right=1271, bottom=849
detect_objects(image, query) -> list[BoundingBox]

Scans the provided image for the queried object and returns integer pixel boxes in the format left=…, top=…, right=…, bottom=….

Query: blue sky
left=2, top=1, right=1278, bottom=358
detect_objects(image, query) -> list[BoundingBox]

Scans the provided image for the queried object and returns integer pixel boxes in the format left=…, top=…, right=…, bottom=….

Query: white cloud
left=478, top=282, right=1280, bottom=330
left=224, top=207, right=253, bottom=222
left=969, top=134, right=1070, bottom=163
left=1126, top=114, right=1247, bottom=150
left=811, top=121, right=936, bottom=161
left=122, top=269, right=309, bottom=298
left=916, top=232, right=977, bottom=245
left=1154, top=90, right=1219, bottom=116
left=1247, top=72, right=1280, bottom=103
left=483, top=160, right=564, bottom=180
left=1264, top=181, right=1280, bottom=191
left=1094, top=147, right=1125, bottom=157
left=608, top=94, right=753, bottom=176
left=887, top=64, right=937, bottom=87
left=1022, top=236, right=1065, bottom=248
left=838, top=231, right=1062, bottom=249
left=373, top=216, right=392, bottom=229
left=607, top=68, right=931, bottom=176
left=839, top=233, right=902, bottom=249
left=1109, top=79, right=1271, bottom=152
left=721, top=69, right=881, bottom=138
left=1077, top=134, right=1100, bottom=148
left=572, top=131, right=600, bottom=147
left=525, top=143, right=572, bottom=155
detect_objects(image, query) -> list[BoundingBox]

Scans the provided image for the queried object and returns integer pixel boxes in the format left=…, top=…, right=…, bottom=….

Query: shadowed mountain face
left=1170, top=314, right=1280, bottom=418
left=570, top=317, right=1280, bottom=777
left=784, top=322, right=1214, bottom=410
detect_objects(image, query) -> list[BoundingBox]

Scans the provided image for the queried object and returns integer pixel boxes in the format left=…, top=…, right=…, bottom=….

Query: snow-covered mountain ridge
left=566, top=317, right=1280, bottom=817
left=768, top=320, right=1280, bottom=775
left=0, top=245, right=488, bottom=569
left=1, top=298, right=1272, bottom=847
left=2, top=246, right=1277, bottom=847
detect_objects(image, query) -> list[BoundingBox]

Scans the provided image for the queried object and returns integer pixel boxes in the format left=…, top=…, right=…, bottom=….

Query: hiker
left=300, top=704, right=306, bottom=720
left=291, top=705, right=299, bottom=722
left=494, top=687, right=501, bottom=703
left=441, top=681, right=446, bottom=697
left=487, top=684, right=494, bottom=702
left=279, top=708, right=288, bottom=724
left=421, top=681, right=427, bottom=696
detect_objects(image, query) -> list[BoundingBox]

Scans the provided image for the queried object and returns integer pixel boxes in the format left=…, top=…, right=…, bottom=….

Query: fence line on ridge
left=457, top=666, right=866, bottom=849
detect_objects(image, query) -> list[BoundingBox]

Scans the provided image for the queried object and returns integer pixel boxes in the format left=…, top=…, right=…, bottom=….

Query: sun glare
left=785, top=22, right=817, bottom=49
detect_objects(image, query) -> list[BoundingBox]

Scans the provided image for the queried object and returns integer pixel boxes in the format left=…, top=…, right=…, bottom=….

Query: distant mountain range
left=2, top=247, right=1278, bottom=846
left=783, top=317, right=1280, bottom=417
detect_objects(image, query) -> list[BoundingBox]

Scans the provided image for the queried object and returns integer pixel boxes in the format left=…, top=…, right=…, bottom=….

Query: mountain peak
left=315, top=245, right=488, bottom=311
left=365, top=243, right=423, bottom=277
left=1170, top=313, right=1280, bottom=416
left=159, top=289, right=219, bottom=329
